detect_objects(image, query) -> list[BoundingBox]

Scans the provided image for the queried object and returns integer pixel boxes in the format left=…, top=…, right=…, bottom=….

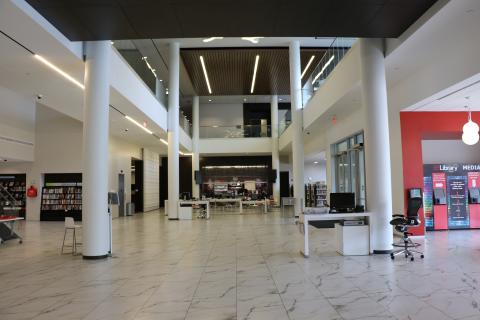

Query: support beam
left=271, top=95, right=280, bottom=204
left=167, top=42, right=180, bottom=219
left=289, top=40, right=305, bottom=216
left=359, top=38, right=393, bottom=253
left=192, top=96, right=200, bottom=199
left=82, top=41, right=111, bottom=259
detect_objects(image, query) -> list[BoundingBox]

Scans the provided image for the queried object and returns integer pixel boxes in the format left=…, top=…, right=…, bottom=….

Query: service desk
left=299, top=209, right=371, bottom=257
left=208, top=198, right=242, bottom=211
left=178, top=200, right=210, bottom=219
left=241, top=199, right=268, bottom=213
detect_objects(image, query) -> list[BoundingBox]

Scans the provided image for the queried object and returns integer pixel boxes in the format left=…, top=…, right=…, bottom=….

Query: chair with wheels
left=61, top=217, right=82, bottom=255
left=389, top=194, right=424, bottom=261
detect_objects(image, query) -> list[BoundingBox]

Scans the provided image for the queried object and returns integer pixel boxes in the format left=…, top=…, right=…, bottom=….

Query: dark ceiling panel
left=181, top=48, right=325, bottom=96
left=25, top=0, right=438, bottom=40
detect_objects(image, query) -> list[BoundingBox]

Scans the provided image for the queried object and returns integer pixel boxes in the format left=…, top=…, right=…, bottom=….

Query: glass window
left=333, top=132, right=366, bottom=207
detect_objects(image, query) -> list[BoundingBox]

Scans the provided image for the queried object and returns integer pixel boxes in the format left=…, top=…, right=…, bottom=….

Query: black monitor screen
left=330, top=193, right=355, bottom=212
left=433, top=188, right=446, bottom=205
left=469, top=188, right=480, bottom=203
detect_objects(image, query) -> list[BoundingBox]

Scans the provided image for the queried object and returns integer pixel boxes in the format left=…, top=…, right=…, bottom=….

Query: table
left=208, top=198, right=242, bottom=212
left=299, top=210, right=371, bottom=257
left=178, top=200, right=210, bottom=219
left=0, top=217, right=24, bottom=244
left=241, top=199, right=268, bottom=213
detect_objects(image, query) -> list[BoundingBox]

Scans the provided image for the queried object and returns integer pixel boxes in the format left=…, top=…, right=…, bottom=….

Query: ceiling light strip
left=250, top=55, right=260, bottom=94
left=142, top=56, right=157, bottom=78
left=311, top=55, right=335, bottom=84
left=160, top=138, right=168, bottom=146
left=300, top=55, right=315, bottom=79
left=125, top=115, right=153, bottom=135
left=200, top=56, right=212, bottom=94
left=203, top=37, right=223, bottom=43
left=34, top=54, right=85, bottom=89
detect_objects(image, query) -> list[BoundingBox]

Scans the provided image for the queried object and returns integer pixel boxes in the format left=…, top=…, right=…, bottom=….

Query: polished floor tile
left=1, top=209, right=480, bottom=319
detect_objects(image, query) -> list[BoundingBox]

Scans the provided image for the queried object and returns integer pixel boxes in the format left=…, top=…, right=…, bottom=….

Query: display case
left=0, top=174, right=26, bottom=218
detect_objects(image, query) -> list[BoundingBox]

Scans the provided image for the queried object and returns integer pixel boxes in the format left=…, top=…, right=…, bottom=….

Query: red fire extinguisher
left=27, top=185, right=38, bottom=198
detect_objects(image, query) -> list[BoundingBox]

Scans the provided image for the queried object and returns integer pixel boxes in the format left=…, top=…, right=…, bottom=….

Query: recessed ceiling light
left=125, top=115, right=153, bottom=135
left=301, top=55, right=315, bottom=79
left=34, top=54, right=85, bottom=89
left=279, top=98, right=283, bottom=101
left=313, top=161, right=319, bottom=164
left=200, top=56, right=212, bottom=94
left=208, top=99, right=212, bottom=102
left=203, top=37, right=224, bottom=43
left=243, top=98, right=247, bottom=102
left=250, top=55, right=260, bottom=94
left=241, top=37, right=264, bottom=44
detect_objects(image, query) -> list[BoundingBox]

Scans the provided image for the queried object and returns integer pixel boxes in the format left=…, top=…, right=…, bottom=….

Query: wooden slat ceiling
left=181, top=48, right=325, bottom=96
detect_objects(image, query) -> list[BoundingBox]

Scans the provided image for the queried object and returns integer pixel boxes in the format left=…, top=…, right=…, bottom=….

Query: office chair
left=389, top=197, right=424, bottom=261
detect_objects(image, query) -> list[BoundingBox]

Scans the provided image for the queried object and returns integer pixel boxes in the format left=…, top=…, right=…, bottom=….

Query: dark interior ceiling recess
left=181, top=48, right=325, bottom=95
left=25, top=0, right=438, bottom=41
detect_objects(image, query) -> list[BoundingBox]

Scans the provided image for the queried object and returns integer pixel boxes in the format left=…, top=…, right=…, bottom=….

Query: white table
left=241, top=199, right=268, bottom=213
left=178, top=200, right=210, bottom=219
left=0, top=217, right=24, bottom=244
left=299, top=210, right=371, bottom=257
left=208, top=198, right=242, bottom=211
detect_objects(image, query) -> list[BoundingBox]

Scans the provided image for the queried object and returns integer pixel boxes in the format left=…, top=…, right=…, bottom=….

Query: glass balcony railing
left=179, top=110, right=192, bottom=137
left=200, top=125, right=271, bottom=139
left=301, top=37, right=357, bottom=107
left=279, top=109, right=292, bottom=136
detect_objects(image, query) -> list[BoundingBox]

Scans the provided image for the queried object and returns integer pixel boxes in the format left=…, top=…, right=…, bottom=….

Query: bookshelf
left=0, top=174, right=26, bottom=218
left=305, top=181, right=327, bottom=208
left=40, top=173, right=82, bottom=221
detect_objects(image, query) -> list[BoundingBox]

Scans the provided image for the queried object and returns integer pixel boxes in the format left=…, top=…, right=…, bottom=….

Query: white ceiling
left=403, top=75, right=480, bottom=112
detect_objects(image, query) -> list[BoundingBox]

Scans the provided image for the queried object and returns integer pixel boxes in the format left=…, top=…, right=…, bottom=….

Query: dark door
left=280, top=171, right=290, bottom=198
left=118, top=173, right=125, bottom=217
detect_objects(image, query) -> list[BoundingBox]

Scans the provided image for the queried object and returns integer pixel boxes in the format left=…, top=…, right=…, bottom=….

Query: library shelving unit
left=305, top=182, right=327, bottom=208
left=40, top=173, right=82, bottom=221
left=0, top=174, right=26, bottom=218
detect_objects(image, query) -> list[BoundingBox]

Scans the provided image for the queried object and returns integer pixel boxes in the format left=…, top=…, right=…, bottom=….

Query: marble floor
left=1, top=209, right=480, bottom=320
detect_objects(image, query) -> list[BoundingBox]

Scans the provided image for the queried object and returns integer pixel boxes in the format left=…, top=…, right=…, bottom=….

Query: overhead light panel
left=160, top=138, right=168, bottom=146
left=34, top=54, right=85, bottom=89
left=312, top=55, right=335, bottom=84
left=250, top=55, right=260, bottom=94
left=203, top=37, right=224, bottom=43
left=241, top=37, right=264, bottom=44
left=199, top=56, right=212, bottom=94
left=301, top=55, right=315, bottom=79
left=125, top=115, right=153, bottom=135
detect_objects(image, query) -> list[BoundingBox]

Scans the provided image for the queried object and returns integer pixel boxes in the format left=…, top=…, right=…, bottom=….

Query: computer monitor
left=433, top=188, right=446, bottom=205
left=329, top=193, right=355, bottom=213
left=469, top=188, right=480, bottom=204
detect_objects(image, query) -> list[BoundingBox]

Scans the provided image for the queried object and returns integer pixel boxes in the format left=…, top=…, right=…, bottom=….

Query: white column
left=168, top=42, right=180, bottom=219
left=192, top=96, right=200, bottom=198
left=82, top=41, right=111, bottom=259
left=270, top=95, right=280, bottom=204
left=289, top=41, right=305, bottom=216
left=359, top=38, right=393, bottom=253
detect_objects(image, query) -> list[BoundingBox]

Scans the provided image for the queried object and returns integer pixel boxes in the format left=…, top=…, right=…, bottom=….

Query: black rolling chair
left=389, top=196, right=424, bottom=261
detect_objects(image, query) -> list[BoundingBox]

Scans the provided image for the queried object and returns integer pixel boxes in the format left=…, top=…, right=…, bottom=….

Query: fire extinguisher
left=27, top=185, right=38, bottom=198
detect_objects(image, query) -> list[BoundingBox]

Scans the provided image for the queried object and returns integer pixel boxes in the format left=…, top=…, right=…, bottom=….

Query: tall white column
left=192, top=96, right=200, bottom=198
left=167, top=42, right=180, bottom=219
left=270, top=95, right=280, bottom=204
left=82, top=41, right=111, bottom=259
left=289, top=41, right=305, bottom=216
left=359, top=38, right=393, bottom=253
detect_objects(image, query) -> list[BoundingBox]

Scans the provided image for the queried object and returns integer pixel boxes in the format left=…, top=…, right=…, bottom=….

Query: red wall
left=400, top=111, right=480, bottom=235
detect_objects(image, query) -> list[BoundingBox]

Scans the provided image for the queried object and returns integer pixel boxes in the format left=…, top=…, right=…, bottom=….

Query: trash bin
left=126, top=202, right=135, bottom=216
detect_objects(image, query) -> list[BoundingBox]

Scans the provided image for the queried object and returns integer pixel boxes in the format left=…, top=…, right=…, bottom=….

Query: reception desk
left=299, top=209, right=371, bottom=257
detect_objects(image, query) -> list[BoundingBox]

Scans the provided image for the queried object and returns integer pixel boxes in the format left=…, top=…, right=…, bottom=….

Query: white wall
left=0, top=85, right=35, bottom=161
left=304, top=162, right=326, bottom=183
left=199, top=137, right=272, bottom=155
left=142, top=148, right=160, bottom=212
left=422, top=140, right=480, bottom=164
left=0, top=104, right=143, bottom=220
left=199, top=102, right=243, bottom=127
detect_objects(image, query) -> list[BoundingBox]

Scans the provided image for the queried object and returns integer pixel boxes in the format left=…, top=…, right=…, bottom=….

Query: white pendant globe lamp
left=462, top=97, right=479, bottom=145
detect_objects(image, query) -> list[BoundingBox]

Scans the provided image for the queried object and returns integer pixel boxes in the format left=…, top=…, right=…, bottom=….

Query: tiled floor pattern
left=1, top=209, right=480, bottom=320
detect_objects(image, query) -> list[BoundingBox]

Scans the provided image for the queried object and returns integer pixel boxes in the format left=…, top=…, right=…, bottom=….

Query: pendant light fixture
left=462, top=97, right=479, bottom=145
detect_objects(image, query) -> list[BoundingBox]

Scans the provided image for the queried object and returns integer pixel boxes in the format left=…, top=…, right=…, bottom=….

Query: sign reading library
left=423, top=164, right=480, bottom=231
